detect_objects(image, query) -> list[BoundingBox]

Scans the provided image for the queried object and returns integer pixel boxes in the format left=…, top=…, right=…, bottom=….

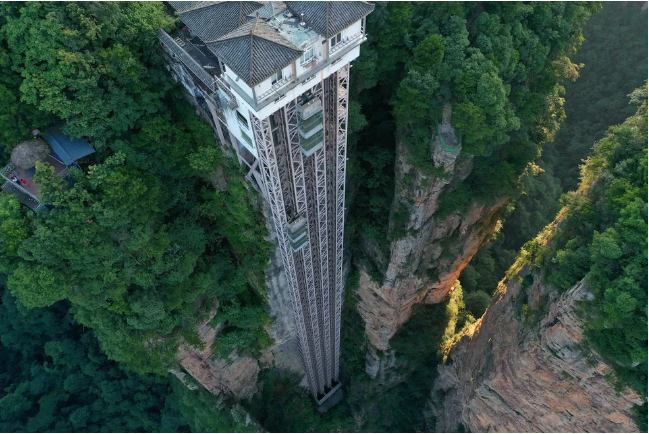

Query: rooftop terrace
left=266, top=8, right=320, bottom=50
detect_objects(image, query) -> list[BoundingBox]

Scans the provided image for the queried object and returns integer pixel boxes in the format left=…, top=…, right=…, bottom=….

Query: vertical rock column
left=356, top=103, right=508, bottom=352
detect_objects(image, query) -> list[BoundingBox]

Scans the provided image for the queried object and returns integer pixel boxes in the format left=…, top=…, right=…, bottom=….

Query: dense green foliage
left=248, top=369, right=356, bottom=432
left=545, top=2, right=649, bottom=191
left=0, top=283, right=191, bottom=432
left=459, top=2, right=648, bottom=314
left=346, top=2, right=598, bottom=261
left=168, top=375, right=250, bottom=433
left=0, top=2, right=271, bottom=375
left=338, top=3, right=622, bottom=432
left=535, top=86, right=647, bottom=397
left=0, top=282, right=252, bottom=432
left=0, top=2, right=644, bottom=433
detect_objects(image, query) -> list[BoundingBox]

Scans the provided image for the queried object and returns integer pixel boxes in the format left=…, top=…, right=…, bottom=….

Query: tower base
left=316, top=382, right=344, bottom=414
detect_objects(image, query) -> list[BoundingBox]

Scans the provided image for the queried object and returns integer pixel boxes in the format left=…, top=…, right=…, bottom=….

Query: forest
left=0, top=1, right=646, bottom=433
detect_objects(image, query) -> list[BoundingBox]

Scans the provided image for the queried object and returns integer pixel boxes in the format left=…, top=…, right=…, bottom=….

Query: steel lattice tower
left=158, top=1, right=373, bottom=403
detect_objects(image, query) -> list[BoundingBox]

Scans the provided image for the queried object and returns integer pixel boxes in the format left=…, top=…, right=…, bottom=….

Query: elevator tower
left=158, top=1, right=374, bottom=402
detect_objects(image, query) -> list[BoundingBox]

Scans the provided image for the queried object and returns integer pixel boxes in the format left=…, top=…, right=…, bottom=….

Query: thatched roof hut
left=11, top=138, right=51, bottom=169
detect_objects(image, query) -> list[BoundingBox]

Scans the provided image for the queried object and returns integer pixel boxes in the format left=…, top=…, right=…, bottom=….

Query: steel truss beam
left=160, top=29, right=355, bottom=399
left=250, top=113, right=320, bottom=395
left=277, top=105, right=326, bottom=393
left=333, top=65, right=350, bottom=381
left=249, top=67, right=350, bottom=398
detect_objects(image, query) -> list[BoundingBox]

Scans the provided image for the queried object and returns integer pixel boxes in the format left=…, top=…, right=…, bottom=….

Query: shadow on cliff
left=343, top=287, right=462, bottom=432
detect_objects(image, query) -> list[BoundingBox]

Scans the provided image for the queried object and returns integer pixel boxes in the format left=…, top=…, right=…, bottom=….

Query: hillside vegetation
left=0, top=1, right=645, bottom=432
left=459, top=1, right=649, bottom=314
left=0, top=1, right=271, bottom=375
left=516, top=85, right=648, bottom=430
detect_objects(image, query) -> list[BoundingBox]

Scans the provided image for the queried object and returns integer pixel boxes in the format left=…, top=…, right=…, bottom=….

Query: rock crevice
left=357, top=133, right=507, bottom=351
left=426, top=271, right=643, bottom=433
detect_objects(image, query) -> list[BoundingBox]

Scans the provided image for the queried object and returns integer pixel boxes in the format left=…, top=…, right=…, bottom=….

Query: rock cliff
left=357, top=106, right=508, bottom=352
left=426, top=267, right=643, bottom=432
left=175, top=201, right=306, bottom=403
left=177, top=308, right=261, bottom=402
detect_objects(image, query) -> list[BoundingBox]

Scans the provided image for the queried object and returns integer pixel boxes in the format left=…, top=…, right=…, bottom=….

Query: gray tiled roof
left=248, top=1, right=286, bottom=19
left=208, top=18, right=303, bottom=87
left=168, top=1, right=219, bottom=13
left=284, top=1, right=374, bottom=38
left=178, top=1, right=263, bottom=42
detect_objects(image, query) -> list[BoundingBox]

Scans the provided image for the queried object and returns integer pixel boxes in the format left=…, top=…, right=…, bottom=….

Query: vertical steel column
left=310, top=98, right=334, bottom=387
left=323, top=74, right=338, bottom=383
left=272, top=110, right=295, bottom=214
left=286, top=98, right=332, bottom=391
left=250, top=113, right=320, bottom=396
left=285, top=101, right=307, bottom=214
left=333, top=65, right=350, bottom=381
left=280, top=103, right=326, bottom=393
left=252, top=66, right=350, bottom=395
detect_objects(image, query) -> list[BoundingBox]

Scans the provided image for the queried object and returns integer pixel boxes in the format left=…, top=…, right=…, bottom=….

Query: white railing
left=330, top=33, right=363, bottom=56
left=257, top=75, right=293, bottom=102
left=1, top=163, right=15, bottom=177
left=214, top=76, right=238, bottom=109
left=1, top=168, right=41, bottom=203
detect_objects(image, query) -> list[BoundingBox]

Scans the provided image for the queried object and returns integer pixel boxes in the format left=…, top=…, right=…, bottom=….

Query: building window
left=271, top=70, right=282, bottom=85
left=330, top=32, right=341, bottom=48
left=300, top=46, right=314, bottom=64
left=241, top=129, right=253, bottom=146
left=236, top=111, right=249, bottom=129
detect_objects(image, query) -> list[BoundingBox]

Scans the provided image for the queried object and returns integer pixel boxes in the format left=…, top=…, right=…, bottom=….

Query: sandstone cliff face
left=178, top=309, right=261, bottom=402
left=357, top=113, right=508, bottom=351
left=427, top=270, right=643, bottom=433
left=176, top=200, right=306, bottom=403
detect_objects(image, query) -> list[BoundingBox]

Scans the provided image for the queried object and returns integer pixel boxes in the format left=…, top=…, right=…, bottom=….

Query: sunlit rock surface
left=427, top=270, right=643, bottom=433
left=357, top=130, right=507, bottom=351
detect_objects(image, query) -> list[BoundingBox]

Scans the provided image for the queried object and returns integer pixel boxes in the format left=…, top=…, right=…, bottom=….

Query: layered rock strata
left=427, top=270, right=643, bottom=432
left=178, top=309, right=261, bottom=401
left=357, top=109, right=508, bottom=351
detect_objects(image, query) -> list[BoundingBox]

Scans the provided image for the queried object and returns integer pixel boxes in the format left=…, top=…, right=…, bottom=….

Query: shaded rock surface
left=178, top=309, right=261, bottom=401
left=426, top=269, right=643, bottom=433
left=262, top=203, right=306, bottom=377
left=358, top=133, right=507, bottom=351
left=177, top=200, right=307, bottom=403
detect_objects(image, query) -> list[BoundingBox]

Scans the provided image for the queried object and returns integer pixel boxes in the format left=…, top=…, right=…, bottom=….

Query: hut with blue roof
left=1, top=127, right=95, bottom=210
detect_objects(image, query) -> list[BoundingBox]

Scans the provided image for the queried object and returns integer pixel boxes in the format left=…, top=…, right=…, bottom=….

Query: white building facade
left=158, top=1, right=374, bottom=403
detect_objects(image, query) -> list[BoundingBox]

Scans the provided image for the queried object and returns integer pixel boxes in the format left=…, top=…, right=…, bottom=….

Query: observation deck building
left=158, top=1, right=374, bottom=403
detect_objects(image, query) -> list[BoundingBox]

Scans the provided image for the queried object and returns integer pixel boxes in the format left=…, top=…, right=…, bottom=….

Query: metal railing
left=257, top=75, right=293, bottom=102
left=330, top=33, right=363, bottom=56
left=214, top=76, right=238, bottom=109
left=1, top=164, right=41, bottom=203
left=1, top=163, right=15, bottom=177
left=158, top=29, right=216, bottom=93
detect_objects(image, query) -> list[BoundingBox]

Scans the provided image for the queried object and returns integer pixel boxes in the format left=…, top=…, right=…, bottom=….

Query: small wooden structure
left=1, top=127, right=95, bottom=210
